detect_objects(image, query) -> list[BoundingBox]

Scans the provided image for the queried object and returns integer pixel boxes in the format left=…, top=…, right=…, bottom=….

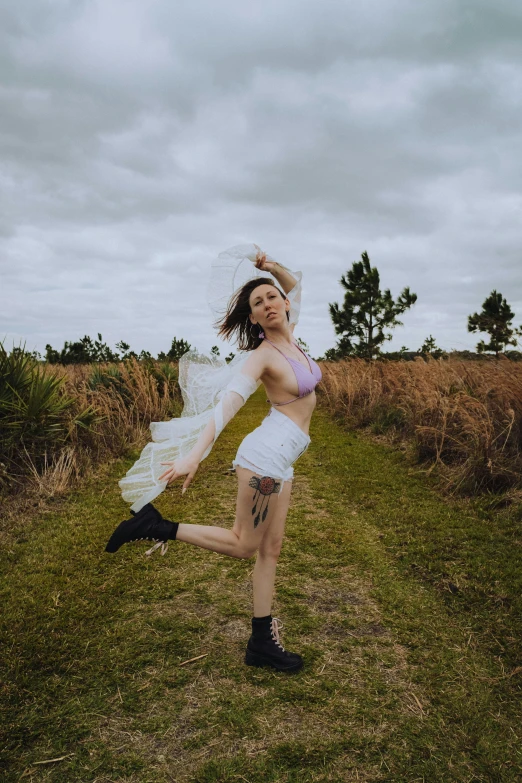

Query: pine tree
left=166, top=336, right=192, bottom=361
left=296, top=337, right=311, bottom=354
left=419, top=335, right=443, bottom=358
left=467, top=291, right=520, bottom=357
left=45, top=344, right=61, bottom=363
left=328, top=251, right=417, bottom=359
left=115, top=341, right=138, bottom=361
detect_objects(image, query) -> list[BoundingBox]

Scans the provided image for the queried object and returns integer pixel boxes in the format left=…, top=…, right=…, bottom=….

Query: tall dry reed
left=6, top=359, right=182, bottom=501
left=318, top=357, right=522, bottom=496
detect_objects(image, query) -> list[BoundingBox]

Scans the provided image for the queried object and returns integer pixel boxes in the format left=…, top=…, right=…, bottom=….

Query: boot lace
left=144, top=540, right=169, bottom=557
left=271, top=618, right=285, bottom=651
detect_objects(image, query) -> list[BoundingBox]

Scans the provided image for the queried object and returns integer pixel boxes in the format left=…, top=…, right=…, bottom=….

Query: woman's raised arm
left=254, top=248, right=303, bottom=328
left=254, top=249, right=297, bottom=294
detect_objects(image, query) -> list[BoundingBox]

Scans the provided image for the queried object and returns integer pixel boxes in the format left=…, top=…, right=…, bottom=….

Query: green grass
left=1, top=389, right=521, bottom=782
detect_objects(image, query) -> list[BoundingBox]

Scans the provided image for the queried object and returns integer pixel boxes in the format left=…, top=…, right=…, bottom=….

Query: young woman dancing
left=105, top=245, right=322, bottom=672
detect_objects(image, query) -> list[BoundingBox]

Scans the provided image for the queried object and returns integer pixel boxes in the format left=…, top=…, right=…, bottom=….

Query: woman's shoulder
left=254, top=340, right=279, bottom=359
left=252, top=340, right=284, bottom=381
left=239, top=342, right=272, bottom=380
left=252, top=340, right=274, bottom=366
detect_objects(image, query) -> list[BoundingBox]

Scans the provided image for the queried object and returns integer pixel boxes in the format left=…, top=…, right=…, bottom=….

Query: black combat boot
left=105, top=503, right=179, bottom=556
left=245, top=615, right=303, bottom=672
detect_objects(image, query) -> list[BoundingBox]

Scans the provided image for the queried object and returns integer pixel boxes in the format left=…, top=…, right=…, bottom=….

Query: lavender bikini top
left=261, top=332, right=322, bottom=406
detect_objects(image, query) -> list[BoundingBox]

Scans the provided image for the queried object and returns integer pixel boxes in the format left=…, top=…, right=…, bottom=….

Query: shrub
left=1, top=343, right=183, bottom=498
left=0, top=343, right=97, bottom=490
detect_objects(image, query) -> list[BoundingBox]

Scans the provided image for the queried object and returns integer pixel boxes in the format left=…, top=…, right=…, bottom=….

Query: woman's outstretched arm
left=158, top=349, right=267, bottom=493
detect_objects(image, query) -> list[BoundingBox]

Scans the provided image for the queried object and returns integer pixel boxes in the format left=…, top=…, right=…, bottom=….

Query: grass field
left=1, top=388, right=521, bottom=782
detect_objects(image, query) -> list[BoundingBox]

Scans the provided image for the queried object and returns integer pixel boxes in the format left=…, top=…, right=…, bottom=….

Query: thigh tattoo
left=248, top=475, right=282, bottom=528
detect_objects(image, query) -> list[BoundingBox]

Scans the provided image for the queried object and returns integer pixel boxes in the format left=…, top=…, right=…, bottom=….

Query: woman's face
left=249, top=284, right=288, bottom=328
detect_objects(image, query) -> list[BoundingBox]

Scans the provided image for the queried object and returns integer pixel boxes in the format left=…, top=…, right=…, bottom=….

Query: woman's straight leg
left=252, top=478, right=293, bottom=616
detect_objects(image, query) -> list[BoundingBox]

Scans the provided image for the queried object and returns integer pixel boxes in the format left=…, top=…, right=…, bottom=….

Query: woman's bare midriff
left=266, top=392, right=316, bottom=436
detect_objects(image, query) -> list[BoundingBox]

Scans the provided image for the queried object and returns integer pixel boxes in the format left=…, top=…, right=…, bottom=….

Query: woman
left=105, top=246, right=322, bottom=673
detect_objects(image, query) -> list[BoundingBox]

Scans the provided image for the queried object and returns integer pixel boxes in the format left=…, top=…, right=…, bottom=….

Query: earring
left=249, top=323, right=261, bottom=338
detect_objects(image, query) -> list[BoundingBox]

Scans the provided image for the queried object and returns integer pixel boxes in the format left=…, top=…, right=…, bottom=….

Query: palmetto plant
left=1, top=345, right=182, bottom=497
left=87, top=365, right=132, bottom=402
left=0, top=342, right=97, bottom=486
left=153, top=361, right=179, bottom=395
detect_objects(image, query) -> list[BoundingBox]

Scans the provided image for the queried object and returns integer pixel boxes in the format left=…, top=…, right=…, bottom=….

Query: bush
left=1, top=345, right=184, bottom=500
left=0, top=342, right=97, bottom=489
left=88, top=365, right=132, bottom=403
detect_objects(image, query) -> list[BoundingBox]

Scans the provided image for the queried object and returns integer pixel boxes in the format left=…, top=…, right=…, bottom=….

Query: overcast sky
left=1, top=0, right=521, bottom=359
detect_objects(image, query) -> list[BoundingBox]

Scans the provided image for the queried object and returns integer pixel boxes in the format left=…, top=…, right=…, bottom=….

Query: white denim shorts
left=232, top=407, right=311, bottom=492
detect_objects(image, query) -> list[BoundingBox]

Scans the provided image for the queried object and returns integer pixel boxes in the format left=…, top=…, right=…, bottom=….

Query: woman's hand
left=158, top=456, right=199, bottom=494
left=254, top=245, right=277, bottom=273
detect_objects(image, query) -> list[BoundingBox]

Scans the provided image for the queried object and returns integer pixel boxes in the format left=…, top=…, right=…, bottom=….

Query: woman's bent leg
left=176, top=466, right=284, bottom=559
left=175, top=523, right=248, bottom=558
left=252, top=478, right=292, bottom=616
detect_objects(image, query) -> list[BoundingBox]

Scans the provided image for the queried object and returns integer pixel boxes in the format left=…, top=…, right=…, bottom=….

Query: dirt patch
left=353, top=623, right=389, bottom=636
left=304, top=591, right=367, bottom=613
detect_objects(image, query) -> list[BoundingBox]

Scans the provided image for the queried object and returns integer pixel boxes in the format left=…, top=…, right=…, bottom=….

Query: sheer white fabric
left=207, top=243, right=302, bottom=328
left=119, top=244, right=302, bottom=512
left=119, top=353, right=260, bottom=511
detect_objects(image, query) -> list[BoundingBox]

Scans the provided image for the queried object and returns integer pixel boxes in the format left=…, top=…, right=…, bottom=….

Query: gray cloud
left=1, top=0, right=521, bottom=358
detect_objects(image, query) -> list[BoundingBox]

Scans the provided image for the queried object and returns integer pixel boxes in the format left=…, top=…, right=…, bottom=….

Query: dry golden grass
left=3, top=359, right=182, bottom=506
left=59, top=357, right=180, bottom=452
left=318, top=357, right=522, bottom=495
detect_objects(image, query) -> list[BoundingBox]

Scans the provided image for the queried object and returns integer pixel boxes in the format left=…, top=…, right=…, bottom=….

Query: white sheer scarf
left=119, top=244, right=302, bottom=512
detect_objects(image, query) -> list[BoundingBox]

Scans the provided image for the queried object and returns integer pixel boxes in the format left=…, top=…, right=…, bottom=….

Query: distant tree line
left=43, top=334, right=200, bottom=365
left=25, top=253, right=522, bottom=365
left=41, top=333, right=310, bottom=366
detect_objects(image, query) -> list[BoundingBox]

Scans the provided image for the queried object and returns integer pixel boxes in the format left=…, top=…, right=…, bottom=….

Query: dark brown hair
left=214, top=277, right=289, bottom=351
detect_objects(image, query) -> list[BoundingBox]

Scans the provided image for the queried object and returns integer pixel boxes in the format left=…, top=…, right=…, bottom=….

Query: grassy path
left=1, top=390, right=521, bottom=782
